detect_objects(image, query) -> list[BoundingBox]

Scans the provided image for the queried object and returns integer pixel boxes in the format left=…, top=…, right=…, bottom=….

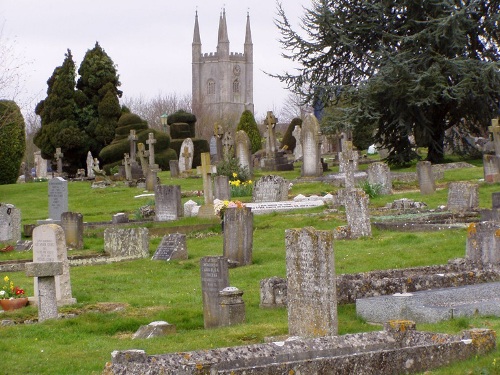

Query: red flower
left=14, top=287, right=25, bottom=296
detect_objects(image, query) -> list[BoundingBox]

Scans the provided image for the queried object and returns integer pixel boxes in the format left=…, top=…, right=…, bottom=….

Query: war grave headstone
left=86, top=151, right=95, bottom=178
left=155, top=185, right=182, bottom=221
left=285, top=227, right=337, bottom=337
left=466, top=222, right=500, bottom=266
left=48, top=177, right=68, bottom=222
left=197, top=152, right=218, bottom=219
left=234, top=130, right=253, bottom=177
left=344, top=189, right=372, bottom=239
left=447, top=182, right=479, bottom=212
left=301, top=113, right=322, bottom=177
left=32, top=224, right=76, bottom=307
left=169, top=160, right=180, bottom=178
left=219, top=286, right=245, bottom=327
left=0, top=203, right=21, bottom=243
left=416, top=161, right=436, bottom=195
left=178, top=137, right=194, bottom=175
left=260, top=276, right=287, bottom=308
left=34, top=150, right=48, bottom=178
left=152, top=233, right=187, bottom=261
left=60, top=212, right=84, bottom=250
left=367, top=162, right=392, bottom=195
left=223, top=206, right=253, bottom=267
left=26, top=226, right=64, bottom=322
left=54, top=147, right=64, bottom=175
left=214, top=175, right=230, bottom=201
left=292, top=125, right=303, bottom=161
left=200, top=256, right=230, bottom=328
left=252, top=175, right=289, bottom=203
left=104, top=227, right=149, bottom=258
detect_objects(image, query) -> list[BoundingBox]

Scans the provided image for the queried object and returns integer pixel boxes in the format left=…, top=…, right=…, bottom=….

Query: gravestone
left=86, top=151, right=95, bottom=178
left=223, top=206, right=253, bottom=266
left=0, top=203, right=21, bottom=243
left=112, top=213, right=129, bottom=224
left=178, top=138, right=194, bottom=174
left=60, top=212, right=84, bottom=249
left=221, top=131, right=235, bottom=161
left=214, top=175, right=231, bottom=201
left=482, top=154, right=500, bottom=183
left=260, top=276, right=287, bottom=308
left=488, top=118, right=500, bottom=155
left=137, top=143, right=150, bottom=177
left=344, top=159, right=356, bottom=190
left=285, top=227, right=337, bottom=337
left=338, top=142, right=358, bottom=173
left=155, top=185, right=182, bottom=221
left=132, top=321, right=176, bottom=339
left=197, top=153, right=217, bottom=219
left=34, top=151, right=48, bottom=178
left=466, top=222, right=500, bottom=266
left=234, top=130, right=253, bottom=177
left=32, top=224, right=76, bottom=306
left=104, top=227, right=149, bottom=258
left=123, top=153, right=132, bottom=181
left=54, top=147, right=64, bottom=175
left=367, top=162, right=392, bottom=195
left=146, top=132, right=157, bottom=166
left=492, top=192, right=500, bottom=209
left=219, top=287, right=245, bottom=327
left=183, top=200, right=198, bottom=217
left=416, top=161, right=435, bottom=195
left=252, top=175, right=289, bottom=203
left=345, top=189, right=372, bottom=238
left=301, top=114, right=322, bottom=177
left=200, top=256, right=230, bottom=328
left=209, top=135, right=223, bottom=163
left=292, top=125, right=303, bottom=161
left=169, top=160, right=180, bottom=178
left=264, top=111, right=278, bottom=158
left=128, top=129, right=138, bottom=161
left=447, top=182, right=479, bottom=212
left=152, top=233, right=187, bottom=261
left=48, top=177, right=68, bottom=222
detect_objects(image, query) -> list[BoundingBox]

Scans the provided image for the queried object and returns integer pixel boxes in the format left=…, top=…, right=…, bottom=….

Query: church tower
left=192, top=9, right=254, bottom=134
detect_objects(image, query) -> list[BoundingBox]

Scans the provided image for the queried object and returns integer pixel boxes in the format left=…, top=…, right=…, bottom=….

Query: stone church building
left=192, top=10, right=254, bottom=135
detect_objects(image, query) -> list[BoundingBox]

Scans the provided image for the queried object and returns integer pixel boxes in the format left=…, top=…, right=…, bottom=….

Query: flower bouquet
left=0, top=276, right=27, bottom=310
left=214, top=199, right=246, bottom=220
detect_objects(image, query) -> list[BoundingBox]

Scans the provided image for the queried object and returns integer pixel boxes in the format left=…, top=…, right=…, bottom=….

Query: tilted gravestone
left=285, top=227, right=337, bottom=337
left=154, top=185, right=182, bottom=221
left=0, top=203, right=21, bottom=243
left=152, top=233, right=187, bottom=261
left=234, top=130, right=253, bottom=177
left=252, top=175, right=289, bottom=203
left=416, top=161, right=435, bottom=195
left=48, top=177, right=68, bottom=222
left=223, top=206, right=253, bottom=267
left=367, top=162, right=392, bottom=195
left=200, top=256, right=230, bottom=329
left=301, top=113, right=322, bottom=177
left=60, top=212, right=84, bottom=250
left=32, top=224, right=76, bottom=306
left=447, top=182, right=479, bottom=212
left=104, top=227, right=149, bottom=258
left=178, top=138, right=194, bottom=174
left=214, top=175, right=230, bottom=201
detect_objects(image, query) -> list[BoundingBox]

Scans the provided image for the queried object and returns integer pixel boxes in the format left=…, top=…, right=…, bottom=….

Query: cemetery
left=1, top=142, right=500, bottom=374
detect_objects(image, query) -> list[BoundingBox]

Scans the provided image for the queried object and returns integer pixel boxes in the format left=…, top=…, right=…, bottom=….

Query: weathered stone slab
left=447, top=182, right=479, bottom=212
left=252, top=175, right=289, bottom=203
left=200, top=256, right=229, bottom=329
left=155, top=185, right=182, bottom=221
left=48, top=177, right=68, bottom=221
left=219, top=287, right=245, bottom=327
left=367, top=162, right=392, bottom=195
left=235, top=130, right=253, bottom=177
left=104, top=227, right=149, bottom=258
left=416, top=161, right=435, bottom=195
left=245, top=200, right=325, bottom=214
left=301, top=114, right=322, bottom=177
left=60, top=212, right=84, bottom=249
left=132, top=321, right=176, bottom=339
left=214, top=175, right=230, bottom=201
left=223, top=207, right=253, bottom=266
left=0, top=203, right=21, bottom=243
left=260, top=276, right=287, bottom=308
left=152, top=233, right=187, bottom=261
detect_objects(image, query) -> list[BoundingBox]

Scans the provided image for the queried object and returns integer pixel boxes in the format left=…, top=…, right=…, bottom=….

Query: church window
left=233, top=79, right=240, bottom=93
left=207, top=80, right=215, bottom=95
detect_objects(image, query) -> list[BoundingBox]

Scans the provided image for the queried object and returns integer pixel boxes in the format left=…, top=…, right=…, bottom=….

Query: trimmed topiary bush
left=280, top=117, right=302, bottom=151
left=236, top=110, right=262, bottom=154
left=168, top=110, right=196, bottom=138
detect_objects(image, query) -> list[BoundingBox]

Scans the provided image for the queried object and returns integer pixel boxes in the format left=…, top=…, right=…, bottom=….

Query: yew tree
left=275, top=0, right=500, bottom=165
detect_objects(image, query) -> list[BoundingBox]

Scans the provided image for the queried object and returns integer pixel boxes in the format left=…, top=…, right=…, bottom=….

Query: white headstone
left=178, top=138, right=194, bottom=174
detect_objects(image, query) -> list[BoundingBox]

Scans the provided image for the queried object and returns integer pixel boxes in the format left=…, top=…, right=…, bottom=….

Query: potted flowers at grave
left=0, top=276, right=28, bottom=311
left=214, top=199, right=246, bottom=231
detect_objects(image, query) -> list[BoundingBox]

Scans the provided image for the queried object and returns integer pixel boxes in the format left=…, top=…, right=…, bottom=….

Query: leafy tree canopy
left=274, top=0, right=500, bottom=165
left=0, top=100, right=26, bottom=184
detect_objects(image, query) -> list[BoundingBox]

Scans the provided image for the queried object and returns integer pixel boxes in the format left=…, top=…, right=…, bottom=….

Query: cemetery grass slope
left=0, top=162, right=499, bottom=374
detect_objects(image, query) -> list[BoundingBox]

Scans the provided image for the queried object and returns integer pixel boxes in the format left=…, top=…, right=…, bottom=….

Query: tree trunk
left=426, top=125, right=445, bottom=164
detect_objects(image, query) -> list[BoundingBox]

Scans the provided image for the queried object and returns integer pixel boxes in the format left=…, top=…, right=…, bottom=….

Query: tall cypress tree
left=0, top=100, right=26, bottom=184
left=275, top=0, right=500, bottom=165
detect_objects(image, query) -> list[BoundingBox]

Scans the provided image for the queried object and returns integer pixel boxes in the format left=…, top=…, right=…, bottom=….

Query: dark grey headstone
left=223, top=207, right=253, bottom=266
left=200, top=256, right=229, bottom=329
left=154, top=185, right=182, bottom=221
left=169, top=160, right=180, bottom=178
left=152, top=233, right=187, bottom=261
left=48, top=177, right=68, bottom=221
left=60, top=212, right=84, bottom=249
left=214, top=175, right=230, bottom=201
left=492, top=192, right=500, bottom=209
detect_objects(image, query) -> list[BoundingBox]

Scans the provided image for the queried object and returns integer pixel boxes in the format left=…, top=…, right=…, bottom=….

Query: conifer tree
left=236, top=110, right=262, bottom=154
left=0, top=100, right=26, bottom=184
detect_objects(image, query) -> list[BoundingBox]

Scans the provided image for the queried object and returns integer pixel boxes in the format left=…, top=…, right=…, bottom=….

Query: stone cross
left=181, top=146, right=192, bottom=171
left=146, top=132, right=157, bottom=166
left=197, top=153, right=217, bottom=205
left=123, top=153, right=132, bottom=181
left=86, top=151, right=95, bottom=178
left=488, top=119, right=500, bottom=156
left=128, top=129, right=138, bottom=162
left=54, top=147, right=64, bottom=174
left=222, top=131, right=234, bottom=161
left=265, top=111, right=278, bottom=157
left=137, top=143, right=150, bottom=177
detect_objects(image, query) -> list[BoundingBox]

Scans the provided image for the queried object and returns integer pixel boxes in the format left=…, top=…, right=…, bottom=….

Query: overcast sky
left=1, top=1, right=307, bottom=121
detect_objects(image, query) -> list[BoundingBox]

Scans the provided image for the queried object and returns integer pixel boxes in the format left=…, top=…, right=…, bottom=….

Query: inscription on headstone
left=252, top=175, right=289, bottom=203
left=48, top=177, right=68, bottom=222
left=200, top=256, right=229, bottom=329
left=447, top=182, right=479, bottom=212
left=154, top=185, right=182, bottom=221
left=223, top=206, right=253, bottom=266
left=152, top=233, right=187, bottom=261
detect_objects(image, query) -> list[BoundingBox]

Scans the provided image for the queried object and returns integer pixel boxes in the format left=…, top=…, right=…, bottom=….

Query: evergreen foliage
left=167, top=110, right=196, bottom=138
left=0, top=100, right=26, bottom=185
left=275, top=1, right=500, bottom=166
left=280, top=117, right=302, bottom=151
left=236, top=110, right=262, bottom=154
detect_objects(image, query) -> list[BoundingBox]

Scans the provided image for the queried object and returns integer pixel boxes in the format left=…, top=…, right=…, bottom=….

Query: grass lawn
left=0, top=159, right=499, bottom=374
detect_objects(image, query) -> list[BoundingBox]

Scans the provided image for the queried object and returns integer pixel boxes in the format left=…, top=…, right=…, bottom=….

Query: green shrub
left=0, top=100, right=26, bottom=185
left=358, top=180, right=382, bottom=198
left=216, top=158, right=250, bottom=182
left=236, top=110, right=262, bottom=154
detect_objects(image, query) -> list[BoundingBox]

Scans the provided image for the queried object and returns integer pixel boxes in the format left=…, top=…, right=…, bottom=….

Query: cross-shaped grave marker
left=265, top=111, right=278, bottom=157
left=146, top=132, right=157, bottom=166
left=196, top=152, right=218, bottom=218
left=181, top=146, right=192, bottom=172
left=128, top=129, right=138, bottom=162
left=122, top=153, right=132, bottom=181
left=488, top=118, right=500, bottom=156
left=54, top=147, right=64, bottom=174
